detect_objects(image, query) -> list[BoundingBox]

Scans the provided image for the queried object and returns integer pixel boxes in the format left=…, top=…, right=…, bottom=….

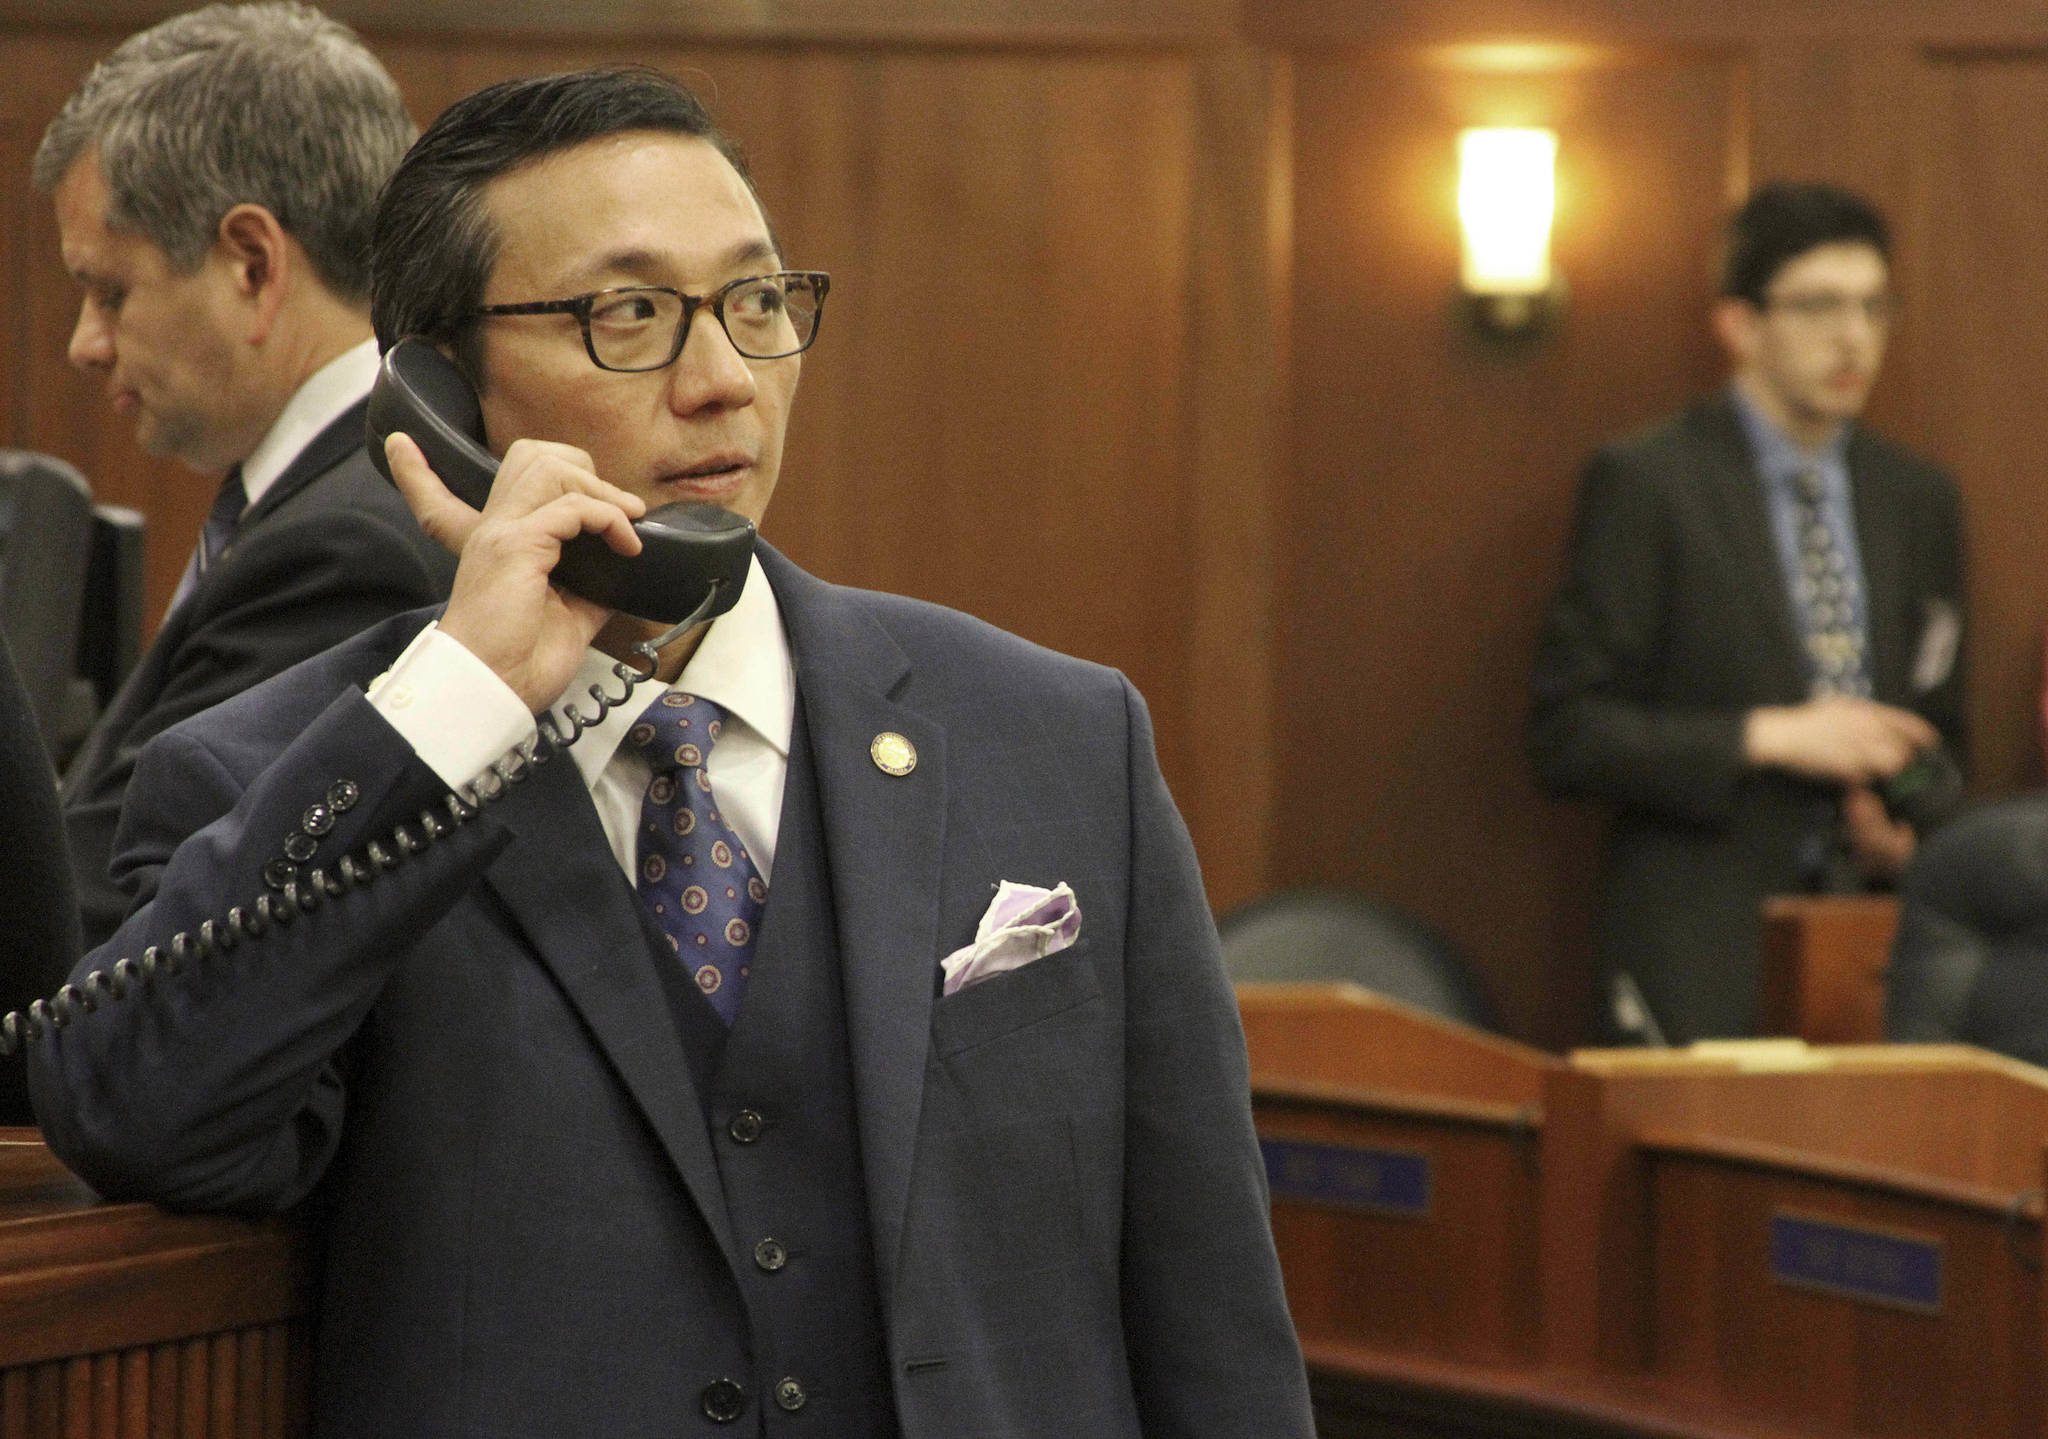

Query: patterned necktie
left=627, top=691, right=766, bottom=1025
left=169, top=465, right=247, bottom=612
left=1791, top=467, right=1871, bottom=698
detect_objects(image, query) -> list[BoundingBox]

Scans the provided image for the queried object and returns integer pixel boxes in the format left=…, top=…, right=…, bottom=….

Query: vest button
left=774, top=1378, right=807, bottom=1412
left=727, top=1109, right=765, bottom=1143
left=753, top=1238, right=787, bottom=1272
left=701, top=1378, right=747, bottom=1423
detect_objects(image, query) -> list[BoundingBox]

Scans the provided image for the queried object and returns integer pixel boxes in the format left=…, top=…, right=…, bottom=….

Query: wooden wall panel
left=1909, top=50, right=2048, bottom=795
left=1280, top=51, right=1740, bottom=1047
left=2, top=0, right=1237, bottom=45
left=1250, top=0, right=2048, bottom=47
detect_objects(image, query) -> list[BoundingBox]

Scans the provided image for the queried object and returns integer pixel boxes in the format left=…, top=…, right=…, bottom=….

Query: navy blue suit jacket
left=29, top=545, right=1311, bottom=1438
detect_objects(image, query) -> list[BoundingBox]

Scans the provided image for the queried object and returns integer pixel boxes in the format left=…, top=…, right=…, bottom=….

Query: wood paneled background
left=10, top=0, right=2048, bottom=1047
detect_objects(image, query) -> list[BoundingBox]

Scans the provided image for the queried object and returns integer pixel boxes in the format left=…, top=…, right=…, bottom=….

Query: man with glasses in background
left=1529, top=182, right=1965, bottom=1044
left=28, top=66, right=1313, bottom=1439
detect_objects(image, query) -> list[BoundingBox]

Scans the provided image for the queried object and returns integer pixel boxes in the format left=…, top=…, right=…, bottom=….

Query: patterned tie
left=627, top=691, right=766, bottom=1025
left=1791, top=467, right=1871, bottom=698
left=169, top=465, right=247, bottom=612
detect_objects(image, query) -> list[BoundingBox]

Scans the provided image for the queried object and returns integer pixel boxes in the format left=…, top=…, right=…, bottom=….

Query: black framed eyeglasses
left=467, top=271, right=830, bottom=371
left=1762, top=289, right=1894, bottom=328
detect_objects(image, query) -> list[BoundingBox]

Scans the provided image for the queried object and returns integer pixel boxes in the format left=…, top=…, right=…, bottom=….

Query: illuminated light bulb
left=1456, top=128, right=1560, bottom=334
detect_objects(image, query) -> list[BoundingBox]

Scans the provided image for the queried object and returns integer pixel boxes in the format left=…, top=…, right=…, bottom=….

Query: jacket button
left=774, top=1378, right=806, bottom=1412
left=727, top=1109, right=764, bottom=1143
left=300, top=803, right=335, bottom=836
left=700, top=1378, right=746, bottom=1423
left=327, top=780, right=360, bottom=812
left=263, top=858, right=297, bottom=892
left=283, top=832, right=318, bottom=862
left=754, top=1238, right=787, bottom=1272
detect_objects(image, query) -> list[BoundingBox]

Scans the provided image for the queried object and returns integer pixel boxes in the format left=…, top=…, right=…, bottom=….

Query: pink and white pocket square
left=940, top=881, right=1082, bottom=997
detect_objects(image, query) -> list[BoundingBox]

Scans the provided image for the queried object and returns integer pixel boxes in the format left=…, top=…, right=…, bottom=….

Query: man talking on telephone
left=27, top=67, right=1313, bottom=1438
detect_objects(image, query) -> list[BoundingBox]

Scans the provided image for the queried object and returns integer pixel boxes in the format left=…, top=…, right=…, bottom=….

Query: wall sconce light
left=1457, top=127, right=1562, bottom=336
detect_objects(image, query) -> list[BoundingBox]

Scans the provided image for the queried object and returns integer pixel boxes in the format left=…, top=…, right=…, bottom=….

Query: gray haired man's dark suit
left=28, top=545, right=1312, bottom=1438
left=1529, top=392, right=1965, bottom=1043
left=59, top=400, right=456, bottom=949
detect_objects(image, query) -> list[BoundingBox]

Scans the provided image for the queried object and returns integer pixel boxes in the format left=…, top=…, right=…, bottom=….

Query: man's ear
left=1711, top=296, right=1761, bottom=368
left=215, top=203, right=292, bottom=344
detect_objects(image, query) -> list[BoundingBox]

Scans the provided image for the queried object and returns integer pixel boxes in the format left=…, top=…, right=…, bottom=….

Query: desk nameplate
left=1261, top=1137, right=1432, bottom=1219
left=1769, top=1209, right=1943, bottom=1314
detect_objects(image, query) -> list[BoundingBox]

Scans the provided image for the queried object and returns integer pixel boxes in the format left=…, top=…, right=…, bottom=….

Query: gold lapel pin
left=871, top=732, right=917, bottom=776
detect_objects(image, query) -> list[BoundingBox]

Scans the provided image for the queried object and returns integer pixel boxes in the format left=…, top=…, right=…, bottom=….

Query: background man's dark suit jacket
left=29, top=545, right=1313, bottom=1438
left=0, top=631, right=79, bottom=1124
left=59, top=400, right=456, bottom=948
left=1529, top=392, right=1965, bottom=1042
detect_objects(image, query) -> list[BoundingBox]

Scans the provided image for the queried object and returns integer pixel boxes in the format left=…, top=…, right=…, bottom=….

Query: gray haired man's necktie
left=167, top=465, right=247, bottom=613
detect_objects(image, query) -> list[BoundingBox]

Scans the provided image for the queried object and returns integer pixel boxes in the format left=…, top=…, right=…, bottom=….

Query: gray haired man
left=37, top=2, right=454, bottom=949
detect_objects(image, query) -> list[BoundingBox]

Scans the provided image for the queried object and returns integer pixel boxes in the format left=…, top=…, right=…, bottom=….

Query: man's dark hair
left=369, top=66, right=760, bottom=384
left=1719, top=181, right=1891, bottom=306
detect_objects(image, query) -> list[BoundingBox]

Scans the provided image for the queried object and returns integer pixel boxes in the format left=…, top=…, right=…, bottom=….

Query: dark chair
left=1887, top=792, right=2048, bottom=1065
left=0, top=454, right=145, bottom=765
left=1217, top=888, right=1496, bottom=1031
left=0, top=453, right=94, bottom=753
left=72, top=503, right=146, bottom=723
left=0, top=628, right=82, bottom=1124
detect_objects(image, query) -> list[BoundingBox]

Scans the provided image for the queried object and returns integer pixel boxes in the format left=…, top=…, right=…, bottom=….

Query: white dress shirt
left=368, top=553, right=795, bottom=881
left=167, top=337, right=383, bottom=619
left=238, top=337, right=382, bottom=512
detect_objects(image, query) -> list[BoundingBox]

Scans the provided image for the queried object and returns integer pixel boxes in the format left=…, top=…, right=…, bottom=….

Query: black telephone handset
left=366, top=337, right=755, bottom=626
left=0, top=343, right=761, bottom=1063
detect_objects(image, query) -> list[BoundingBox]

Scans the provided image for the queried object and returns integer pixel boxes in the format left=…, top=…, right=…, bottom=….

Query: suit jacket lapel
left=759, top=546, right=946, bottom=1308
left=236, top=398, right=371, bottom=532
left=1695, top=395, right=1809, bottom=695
left=479, top=743, right=744, bottom=1275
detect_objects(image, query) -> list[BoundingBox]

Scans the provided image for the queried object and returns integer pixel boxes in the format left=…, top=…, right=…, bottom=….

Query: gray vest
left=682, top=699, right=899, bottom=1435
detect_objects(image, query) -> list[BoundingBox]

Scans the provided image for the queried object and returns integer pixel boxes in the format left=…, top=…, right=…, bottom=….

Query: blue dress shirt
left=1729, top=383, right=1871, bottom=696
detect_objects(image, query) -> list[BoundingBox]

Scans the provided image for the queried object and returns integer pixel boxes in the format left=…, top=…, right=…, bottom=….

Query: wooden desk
left=1560, top=1044, right=2048, bottom=1438
left=0, top=1130, right=310, bottom=1436
left=1758, top=895, right=1899, bottom=1043
left=1242, top=985, right=2048, bottom=1438
left=1239, top=983, right=1558, bottom=1371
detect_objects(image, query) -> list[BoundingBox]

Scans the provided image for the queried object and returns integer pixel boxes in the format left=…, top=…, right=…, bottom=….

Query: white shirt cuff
left=366, top=623, right=537, bottom=790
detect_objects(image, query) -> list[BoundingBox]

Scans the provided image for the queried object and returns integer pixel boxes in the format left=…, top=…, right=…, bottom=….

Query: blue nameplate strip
left=1261, top=1138, right=1432, bottom=1218
left=1769, top=1212, right=1942, bottom=1313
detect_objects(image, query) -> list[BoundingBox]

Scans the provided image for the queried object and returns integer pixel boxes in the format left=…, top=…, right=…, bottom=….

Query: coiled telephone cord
left=0, top=590, right=723, bottom=1060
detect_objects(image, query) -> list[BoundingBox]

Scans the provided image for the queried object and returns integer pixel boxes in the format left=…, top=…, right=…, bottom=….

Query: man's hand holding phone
left=384, top=431, right=646, bottom=713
